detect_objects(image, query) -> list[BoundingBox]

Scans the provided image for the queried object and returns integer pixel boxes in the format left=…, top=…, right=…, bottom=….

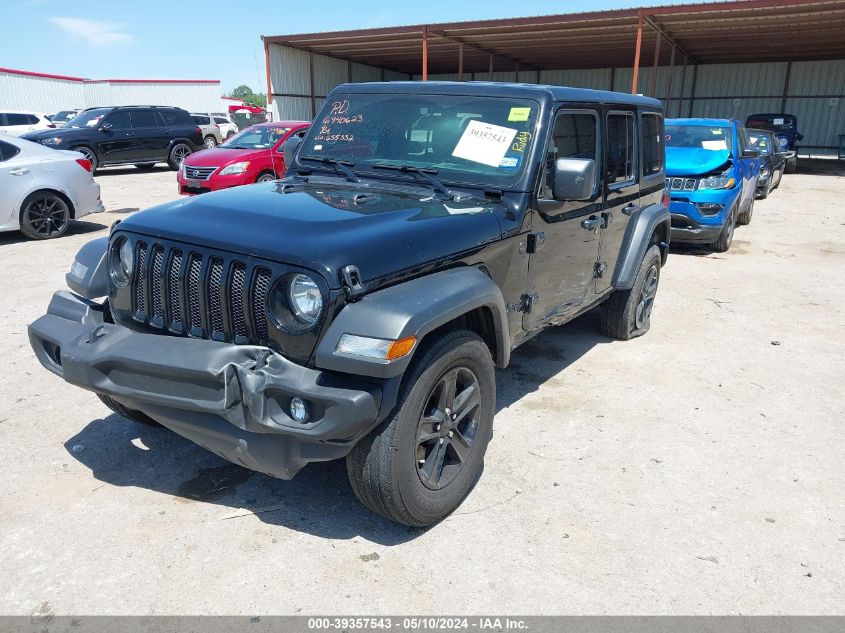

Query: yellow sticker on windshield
left=508, top=107, right=531, bottom=122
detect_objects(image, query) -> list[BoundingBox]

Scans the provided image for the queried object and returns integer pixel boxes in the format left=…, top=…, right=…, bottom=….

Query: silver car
left=0, top=134, right=104, bottom=240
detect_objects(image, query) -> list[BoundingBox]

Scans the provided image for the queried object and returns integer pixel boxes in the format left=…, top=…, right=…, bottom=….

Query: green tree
left=228, top=85, right=266, bottom=109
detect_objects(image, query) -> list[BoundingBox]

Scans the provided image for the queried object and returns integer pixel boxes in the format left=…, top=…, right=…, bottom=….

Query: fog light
left=695, top=202, right=723, bottom=216
left=289, top=397, right=309, bottom=423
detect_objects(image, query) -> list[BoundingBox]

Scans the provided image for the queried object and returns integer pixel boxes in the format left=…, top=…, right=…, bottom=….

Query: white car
left=0, top=134, right=104, bottom=240
left=212, top=114, right=239, bottom=140
left=190, top=114, right=222, bottom=148
left=0, top=110, right=55, bottom=137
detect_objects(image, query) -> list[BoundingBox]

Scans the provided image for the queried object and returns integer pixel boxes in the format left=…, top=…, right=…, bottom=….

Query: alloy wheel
left=416, top=366, right=481, bottom=490
left=173, top=145, right=191, bottom=166
left=24, top=195, right=69, bottom=238
left=635, top=265, right=659, bottom=329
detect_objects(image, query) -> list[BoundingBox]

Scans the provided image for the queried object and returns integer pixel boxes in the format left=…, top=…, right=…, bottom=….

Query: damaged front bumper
left=29, top=291, right=383, bottom=479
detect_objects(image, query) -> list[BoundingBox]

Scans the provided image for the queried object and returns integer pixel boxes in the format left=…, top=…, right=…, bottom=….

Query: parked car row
left=664, top=117, right=791, bottom=253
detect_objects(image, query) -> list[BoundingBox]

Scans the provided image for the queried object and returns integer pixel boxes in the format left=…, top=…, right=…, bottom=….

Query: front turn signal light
left=336, top=334, right=417, bottom=362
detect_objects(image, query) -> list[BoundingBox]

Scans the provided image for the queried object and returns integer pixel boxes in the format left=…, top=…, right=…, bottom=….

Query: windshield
left=665, top=125, right=732, bottom=152
left=747, top=131, right=774, bottom=156
left=64, top=108, right=112, bottom=129
left=298, top=93, right=540, bottom=186
left=222, top=126, right=289, bottom=149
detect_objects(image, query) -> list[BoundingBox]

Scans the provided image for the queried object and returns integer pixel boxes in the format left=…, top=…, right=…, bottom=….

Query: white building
left=0, top=67, right=222, bottom=114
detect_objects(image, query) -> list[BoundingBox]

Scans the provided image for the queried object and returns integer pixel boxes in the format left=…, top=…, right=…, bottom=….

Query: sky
left=4, top=0, right=667, bottom=94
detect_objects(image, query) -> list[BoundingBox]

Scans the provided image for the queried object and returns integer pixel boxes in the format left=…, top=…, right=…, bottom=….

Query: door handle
left=8, top=168, right=30, bottom=176
left=581, top=216, right=602, bottom=231
left=622, top=203, right=639, bottom=216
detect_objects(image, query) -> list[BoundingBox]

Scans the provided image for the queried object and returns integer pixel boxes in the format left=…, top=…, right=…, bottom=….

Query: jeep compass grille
left=128, top=240, right=277, bottom=346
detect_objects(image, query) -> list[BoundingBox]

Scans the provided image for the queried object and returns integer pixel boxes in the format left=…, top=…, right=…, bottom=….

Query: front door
left=523, top=108, right=602, bottom=330
left=95, top=110, right=137, bottom=163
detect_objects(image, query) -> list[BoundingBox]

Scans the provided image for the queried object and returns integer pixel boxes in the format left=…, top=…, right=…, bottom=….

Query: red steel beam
left=631, top=10, right=644, bottom=94
left=422, top=25, right=429, bottom=80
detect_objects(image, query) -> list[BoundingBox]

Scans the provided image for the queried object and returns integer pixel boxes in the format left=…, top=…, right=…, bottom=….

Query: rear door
left=595, top=108, right=639, bottom=293
left=524, top=107, right=602, bottom=330
left=131, top=109, right=168, bottom=161
left=0, top=139, right=32, bottom=225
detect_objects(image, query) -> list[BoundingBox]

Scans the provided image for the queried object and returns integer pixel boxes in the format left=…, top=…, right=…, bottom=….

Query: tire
left=710, top=204, right=736, bottom=253
left=19, top=191, right=71, bottom=240
left=168, top=143, right=192, bottom=170
left=773, top=167, right=783, bottom=190
left=756, top=184, right=769, bottom=200
left=97, top=394, right=161, bottom=427
left=203, top=135, right=217, bottom=149
left=71, top=146, right=98, bottom=173
left=737, top=195, right=755, bottom=225
left=785, top=157, right=797, bottom=174
left=134, top=163, right=157, bottom=170
left=255, top=171, right=276, bottom=183
left=346, top=329, right=495, bottom=527
left=600, top=244, right=662, bottom=341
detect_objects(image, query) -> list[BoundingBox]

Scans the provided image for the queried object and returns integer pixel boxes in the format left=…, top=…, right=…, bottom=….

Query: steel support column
left=631, top=10, right=644, bottom=94
left=263, top=40, right=273, bottom=120
left=422, top=25, right=428, bottom=80
left=781, top=61, right=793, bottom=113
left=308, top=51, right=316, bottom=117
left=650, top=32, right=662, bottom=96
left=458, top=43, right=464, bottom=81
left=665, top=45, right=676, bottom=111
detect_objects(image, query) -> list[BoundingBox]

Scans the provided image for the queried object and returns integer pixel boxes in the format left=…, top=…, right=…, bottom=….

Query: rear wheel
left=785, top=157, right=798, bottom=174
left=347, top=330, right=495, bottom=527
left=97, top=394, right=161, bottom=427
left=19, top=191, right=71, bottom=240
left=71, top=146, right=97, bottom=173
left=168, top=143, right=192, bottom=170
left=600, top=244, right=662, bottom=340
left=203, top=135, right=217, bottom=149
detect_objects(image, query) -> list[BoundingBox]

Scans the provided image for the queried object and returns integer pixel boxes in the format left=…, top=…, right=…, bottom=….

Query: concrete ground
left=0, top=163, right=843, bottom=616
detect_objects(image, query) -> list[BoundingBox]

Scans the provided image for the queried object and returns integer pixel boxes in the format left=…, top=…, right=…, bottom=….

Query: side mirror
left=742, top=149, right=760, bottom=159
left=283, top=134, right=302, bottom=166
left=100, top=122, right=113, bottom=132
left=553, top=158, right=596, bottom=201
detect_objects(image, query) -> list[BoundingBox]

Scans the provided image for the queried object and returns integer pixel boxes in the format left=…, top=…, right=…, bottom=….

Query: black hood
left=22, top=127, right=88, bottom=142
left=116, top=181, right=505, bottom=289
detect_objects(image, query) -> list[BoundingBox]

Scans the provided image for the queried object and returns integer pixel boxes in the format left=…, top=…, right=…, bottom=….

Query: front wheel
left=600, top=244, right=662, bottom=340
left=347, top=330, right=495, bottom=527
left=97, top=394, right=161, bottom=427
left=711, top=205, right=736, bottom=252
left=255, top=171, right=276, bottom=183
left=71, top=146, right=98, bottom=173
left=168, top=143, right=192, bottom=170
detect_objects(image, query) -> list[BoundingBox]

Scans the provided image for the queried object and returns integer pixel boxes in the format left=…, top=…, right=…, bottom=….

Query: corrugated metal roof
left=262, top=0, right=845, bottom=75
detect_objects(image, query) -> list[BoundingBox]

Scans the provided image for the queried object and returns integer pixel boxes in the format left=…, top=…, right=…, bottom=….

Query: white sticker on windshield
left=314, top=144, right=323, bottom=150
left=452, top=120, right=518, bottom=167
left=702, top=140, right=728, bottom=150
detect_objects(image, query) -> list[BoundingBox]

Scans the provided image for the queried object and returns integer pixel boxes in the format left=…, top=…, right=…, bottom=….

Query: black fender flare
left=65, top=236, right=109, bottom=300
left=612, top=202, right=670, bottom=290
left=315, top=266, right=510, bottom=379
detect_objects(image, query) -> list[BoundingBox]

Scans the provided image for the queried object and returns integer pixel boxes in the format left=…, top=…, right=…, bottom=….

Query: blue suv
left=665, top=118, right=760, bottom=252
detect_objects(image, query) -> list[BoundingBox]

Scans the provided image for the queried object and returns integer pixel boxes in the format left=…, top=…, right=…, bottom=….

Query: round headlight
left=288, top=274, right=322, bottom=325
left=109, top=237, right=134, bottom=286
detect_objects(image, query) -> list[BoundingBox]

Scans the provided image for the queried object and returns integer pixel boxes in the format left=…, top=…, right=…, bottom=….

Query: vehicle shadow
left=0, top=220, right=107, bottom=246
left=65, top=310, right=608, bottom=543
left=94, top=166, right=172, bottom=177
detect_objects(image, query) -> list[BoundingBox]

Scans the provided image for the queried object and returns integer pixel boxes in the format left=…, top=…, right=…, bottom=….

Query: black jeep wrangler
left=29, top=82, right=670, bottom=526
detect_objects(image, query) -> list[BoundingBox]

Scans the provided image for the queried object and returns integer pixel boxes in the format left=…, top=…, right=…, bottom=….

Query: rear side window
left=192, top=115, right=211, bottom=125
left=0, top=140, right=21, bottom=162
left=607, top=112, right=636, bottom=186
left=213, top=116, right=228, bottom=124
left=6, top=113, right=30, bottom=126
left=131, top=110, right=159, bottom=128
left=158, top=110, right=182, bottom=126
left=641, top=112, right=663, bottom=177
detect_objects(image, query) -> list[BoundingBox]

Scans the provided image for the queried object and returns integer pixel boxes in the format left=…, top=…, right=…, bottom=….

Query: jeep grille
left=129, top=239, right=276, bottom=345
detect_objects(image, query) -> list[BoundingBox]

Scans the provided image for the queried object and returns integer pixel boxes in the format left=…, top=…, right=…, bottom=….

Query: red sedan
left=177, top=121, right=309, bottom=195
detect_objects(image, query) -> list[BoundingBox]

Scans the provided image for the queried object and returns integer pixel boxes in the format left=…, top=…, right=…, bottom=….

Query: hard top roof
left=331, top=81, right=662, bottom=108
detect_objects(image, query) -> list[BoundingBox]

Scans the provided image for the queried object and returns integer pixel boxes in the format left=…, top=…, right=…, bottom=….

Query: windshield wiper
left=373, top=163, right=453, bottom=200
left=299, top=155, right=359, bottom=183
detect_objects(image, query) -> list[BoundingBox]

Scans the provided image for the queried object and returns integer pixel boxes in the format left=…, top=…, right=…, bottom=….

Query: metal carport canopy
left=262, top=0, right=845, bottom=79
